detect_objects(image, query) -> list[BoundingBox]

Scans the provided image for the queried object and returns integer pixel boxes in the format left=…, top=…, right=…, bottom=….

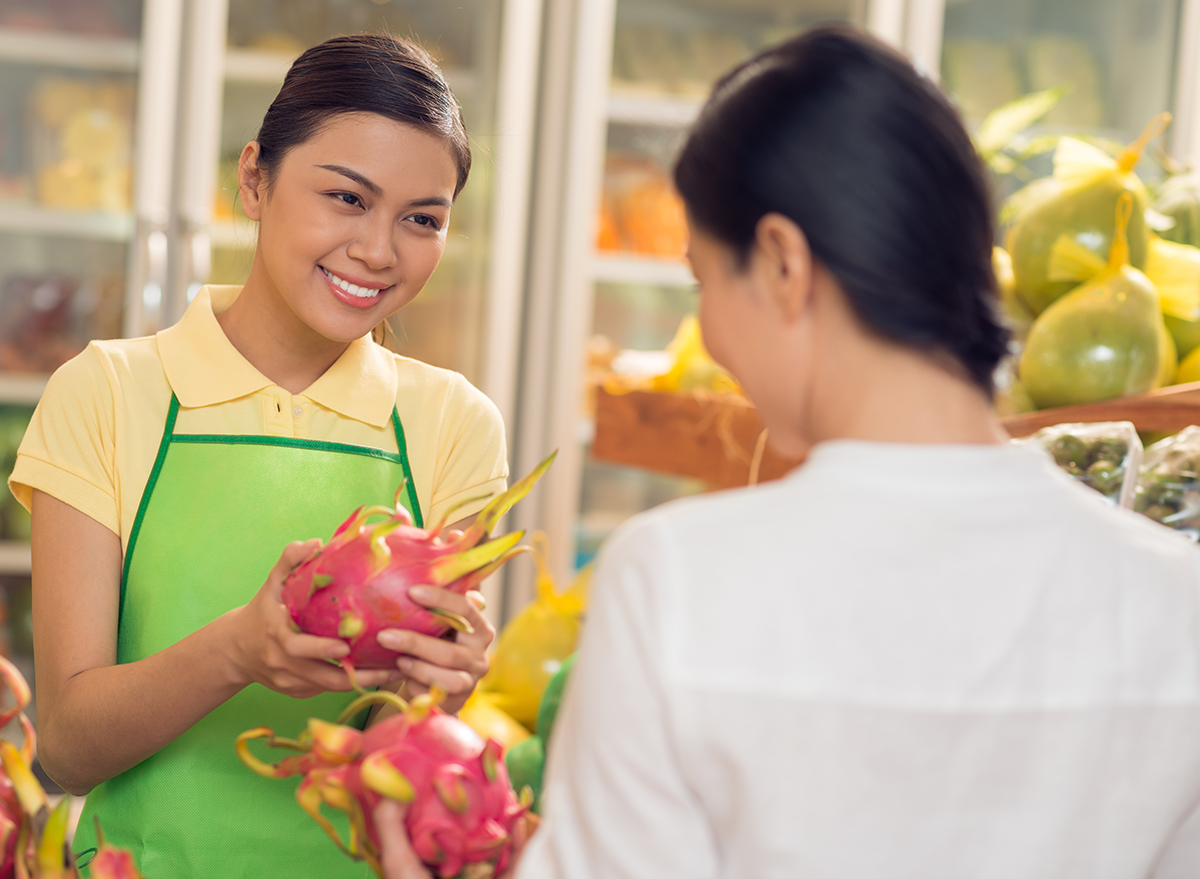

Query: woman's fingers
left=375, top=799, right=432, bottom=879
left=406, top=586, right=496, bottom=647
left=391, top=656, right=475, bottom=699
left=269, top=539, right=322, bottom=584
left=376, top=628, right=474, bottom=670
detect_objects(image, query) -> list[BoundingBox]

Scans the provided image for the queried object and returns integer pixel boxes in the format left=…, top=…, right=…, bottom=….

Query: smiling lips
left=321, top=266, right=388, bottom=304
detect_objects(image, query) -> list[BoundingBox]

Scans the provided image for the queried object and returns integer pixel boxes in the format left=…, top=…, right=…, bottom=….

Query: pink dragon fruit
left=88, top=820, right=146, bottom=879
left=284, top=454, right=555, bottom=669
left=0, top=655, right=37, bottom=879
left=238, top=689, right=533, bottom=878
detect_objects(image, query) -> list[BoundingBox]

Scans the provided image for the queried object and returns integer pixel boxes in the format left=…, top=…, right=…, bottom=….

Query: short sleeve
left=427, top=372, right=508, bottom=526
left=8, top=346, right=119, bottom=534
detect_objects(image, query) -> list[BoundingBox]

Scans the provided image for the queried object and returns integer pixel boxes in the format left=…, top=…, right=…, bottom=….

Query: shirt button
left=292, top=407, right=303, bottom=418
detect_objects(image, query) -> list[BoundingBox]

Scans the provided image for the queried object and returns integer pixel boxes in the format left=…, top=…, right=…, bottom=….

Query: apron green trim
left=173, top=434, right=407, bottom=465
left=121, top=394, right=180, bottom=593
left=391, top=409, right=421, bottom=527
left=119, top=394, right=423, bottom=618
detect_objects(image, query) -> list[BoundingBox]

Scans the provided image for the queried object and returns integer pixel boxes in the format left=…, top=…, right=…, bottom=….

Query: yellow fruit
left=1166, top=313, right=1200, bottom=360
left=1176, top=345, right=1200, bottom=384
left=1020, top=193, right=1168, bottom=408
left=479, top=535, right=589, bottom=730
left=651, top=315, right=739, bottom=394
left=457, top=690, right=531, bottom=751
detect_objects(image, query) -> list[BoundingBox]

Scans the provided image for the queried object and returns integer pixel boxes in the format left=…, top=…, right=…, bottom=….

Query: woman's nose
left=347, top=216, right=397, bottom=270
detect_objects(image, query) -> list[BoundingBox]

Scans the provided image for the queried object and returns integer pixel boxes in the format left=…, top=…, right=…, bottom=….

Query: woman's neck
left=216, top=267, right=350, bottom=395
left=805, top=338, right=1009, bottom=447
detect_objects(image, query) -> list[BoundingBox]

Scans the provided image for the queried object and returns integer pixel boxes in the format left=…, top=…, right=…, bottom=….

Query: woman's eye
left=410, top=214, right=441, bottom=230
left=332, top=192, right=362, bottom=208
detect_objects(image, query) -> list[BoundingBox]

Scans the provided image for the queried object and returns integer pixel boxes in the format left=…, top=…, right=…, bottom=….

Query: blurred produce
left=0, top=652, right=145, bottom=877
left=600, top=314, right=739, bottom=405
left=457, top=690, right=530, bottom=753
left=1154, top=171, right=1200, bottom=248
left=479, top=534, right=588, bottom=731
left=993, top=355, right=1035, bottom=417
left=1135, top=426, right=1200, bottom=538
left=650, top=315, right=737, bottom=394
left=1019, top=194, right=1170, bottom=409
left=31, top=76, right=134, bottom=212
left=1018, top=421, right=1142, bottom=507
left=503, top=735, right=543, bottom=815
left=0, top=273, right=121, bottom=374
left=0, top=409, right=32, bottom=542
left=597, top=154, right=687, bottom=258
left=1177, top=345, right=1200, bottom=385
left=503, top=653, right=576, bottom=816
left=1007, top=117, right=1165, bottom=316
left=993, top=246, right=1035, bottom=341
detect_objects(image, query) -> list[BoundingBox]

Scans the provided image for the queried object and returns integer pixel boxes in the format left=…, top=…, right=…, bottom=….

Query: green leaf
left=975, top=85, right=1068, bottom=158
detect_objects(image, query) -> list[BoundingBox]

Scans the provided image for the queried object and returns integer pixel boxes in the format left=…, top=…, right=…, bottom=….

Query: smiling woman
left=7, top=33, right=507, bottom=879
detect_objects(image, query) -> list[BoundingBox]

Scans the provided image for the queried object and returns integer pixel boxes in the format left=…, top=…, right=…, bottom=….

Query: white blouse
left=517, top=440, right=1200, bottom=879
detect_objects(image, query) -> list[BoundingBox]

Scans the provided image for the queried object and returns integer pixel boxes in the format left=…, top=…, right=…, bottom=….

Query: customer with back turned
left=377, top=25, right=1200, bottom=879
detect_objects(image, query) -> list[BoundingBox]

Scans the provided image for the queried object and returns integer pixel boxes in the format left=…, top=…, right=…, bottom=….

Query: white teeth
left=322, top=267, right=382, bottom=299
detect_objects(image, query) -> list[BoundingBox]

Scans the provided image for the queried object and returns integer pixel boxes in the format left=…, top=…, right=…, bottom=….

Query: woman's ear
left=238, top=142, right=266, bottom=221
left=752, top=213, right=813, bottom=322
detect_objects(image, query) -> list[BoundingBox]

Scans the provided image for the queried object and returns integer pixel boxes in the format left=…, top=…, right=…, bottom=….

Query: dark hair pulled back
left=674, top=25, right=1008, bottom=395
left=256, top=34, right=471, bottom=197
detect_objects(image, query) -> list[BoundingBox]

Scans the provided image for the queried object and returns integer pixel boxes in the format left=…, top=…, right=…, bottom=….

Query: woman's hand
left=226, top=539, right=399, bottom=697
left=374, top=799, right=534, bottom=879
left=377, top=587, right=495, bottom=715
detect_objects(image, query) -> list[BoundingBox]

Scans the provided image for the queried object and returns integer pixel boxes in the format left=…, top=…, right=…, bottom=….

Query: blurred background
left=0, top=0, right=1197, bottom=645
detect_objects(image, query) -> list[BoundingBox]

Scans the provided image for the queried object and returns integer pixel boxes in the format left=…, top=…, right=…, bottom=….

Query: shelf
left=224, top=48, right=476, bottom=96
left=592, top=387, right=803, bottom=489
left=0, top=204, right=133, bottom=242
left=608, top=90, right=703, bottom=128
left=0, top=543, right=31, bottom=577
left=0, top=375, right=47, bottom=406
left=592, top=253, right=694, bottom=288
left=0, top=28, right=138, bottom=72
left=1001, top=381, right=1200, bottom=437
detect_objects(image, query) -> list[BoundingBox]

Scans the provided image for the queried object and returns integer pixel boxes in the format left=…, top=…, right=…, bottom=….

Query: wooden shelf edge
left=1001, top=381, right=1200, bottom=437
left=592, top=387, right=802, bottom=489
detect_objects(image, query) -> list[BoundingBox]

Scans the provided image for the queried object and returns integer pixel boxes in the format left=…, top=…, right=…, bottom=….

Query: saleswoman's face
left=241, top=112, right=458, bottom=344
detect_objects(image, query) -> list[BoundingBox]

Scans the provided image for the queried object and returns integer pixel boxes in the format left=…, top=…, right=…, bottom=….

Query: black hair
left=673, top=25, right=1008, bottom=395
left=256, top=34, right=471, bottom=197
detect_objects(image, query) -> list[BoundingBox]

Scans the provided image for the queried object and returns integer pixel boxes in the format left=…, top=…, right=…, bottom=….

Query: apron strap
left=391, top=407, right=422, bottom=528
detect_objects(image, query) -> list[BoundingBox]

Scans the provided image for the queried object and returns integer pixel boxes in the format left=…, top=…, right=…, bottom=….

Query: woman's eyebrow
left=409, top=196, right=454, bottom=208
left=315, top=164, right=382, bottom=196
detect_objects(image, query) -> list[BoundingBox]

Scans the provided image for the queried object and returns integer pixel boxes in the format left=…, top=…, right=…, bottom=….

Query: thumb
left=375, top=798, right=431, bottom=879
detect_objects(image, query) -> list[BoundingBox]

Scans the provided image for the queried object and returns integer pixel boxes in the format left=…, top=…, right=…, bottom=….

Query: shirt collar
left=157, top=285, right=397, bottom=428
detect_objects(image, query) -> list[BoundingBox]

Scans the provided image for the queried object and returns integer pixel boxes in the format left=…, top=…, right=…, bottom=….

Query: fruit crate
left=591, top=387, right=803, bottom=489
left=592, top=382, right=1200, bottom=486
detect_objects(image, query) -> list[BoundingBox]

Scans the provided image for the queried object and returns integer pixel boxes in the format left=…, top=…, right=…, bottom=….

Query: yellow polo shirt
left=9, top=285, right=507, bottom=546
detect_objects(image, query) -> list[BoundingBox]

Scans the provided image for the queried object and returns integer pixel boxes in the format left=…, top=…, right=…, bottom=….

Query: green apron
left=74, top=394, right=422, bottom=878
